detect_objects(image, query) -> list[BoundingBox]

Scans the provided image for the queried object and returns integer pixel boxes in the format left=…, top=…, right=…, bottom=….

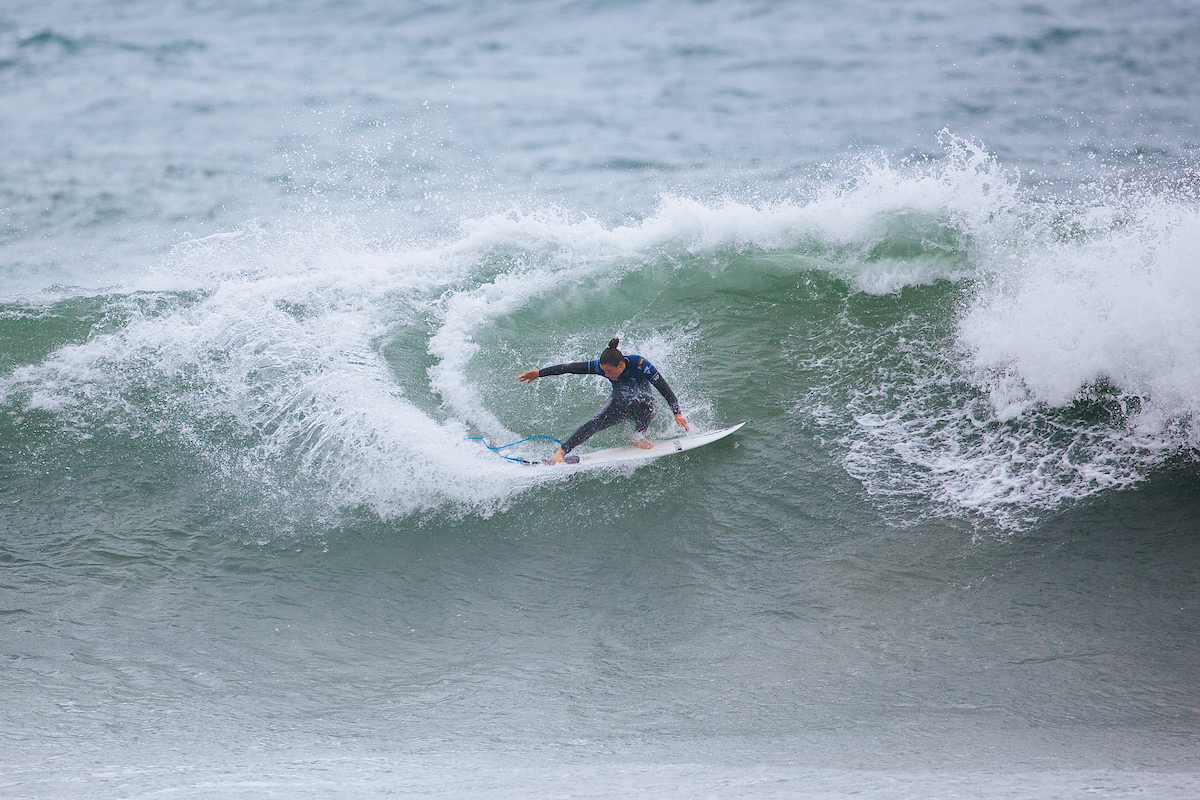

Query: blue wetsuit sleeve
left=537, top=361, right=594, bottom=377
left=651, top=374, right=681, bottom=415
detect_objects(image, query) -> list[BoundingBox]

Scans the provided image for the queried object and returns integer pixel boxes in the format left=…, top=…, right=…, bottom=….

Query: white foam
left=3, top=220, right=565, bottom=522
left=814, top=167, right=1200, bottom=529
left=963, top=193, right=1200, bottom=432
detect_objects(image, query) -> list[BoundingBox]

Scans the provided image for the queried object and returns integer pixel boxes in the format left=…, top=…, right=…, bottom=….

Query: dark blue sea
left=2, top=1, right=1199, bottom=796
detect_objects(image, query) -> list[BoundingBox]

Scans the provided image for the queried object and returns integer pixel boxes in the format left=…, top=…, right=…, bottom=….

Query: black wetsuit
left=536, top=356, right=681, bottom=454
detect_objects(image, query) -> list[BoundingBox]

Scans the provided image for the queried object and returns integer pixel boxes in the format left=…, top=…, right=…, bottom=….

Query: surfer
left=519, top=338, right=689, bottom=463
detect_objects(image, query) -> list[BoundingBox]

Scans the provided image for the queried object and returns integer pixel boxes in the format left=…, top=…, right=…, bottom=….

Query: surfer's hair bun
left=600, top=337, right=624, bottom=367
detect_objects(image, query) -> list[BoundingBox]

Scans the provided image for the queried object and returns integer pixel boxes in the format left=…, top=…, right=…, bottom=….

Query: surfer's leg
left=631, top=398, right=654, bottom=433
left=560, top=398, right=623, bottom=453
left=630, top=398, right=655, bottom=449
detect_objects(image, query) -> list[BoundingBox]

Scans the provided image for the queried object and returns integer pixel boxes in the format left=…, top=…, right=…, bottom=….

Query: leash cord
left=467, top=435, right=563, bottom=464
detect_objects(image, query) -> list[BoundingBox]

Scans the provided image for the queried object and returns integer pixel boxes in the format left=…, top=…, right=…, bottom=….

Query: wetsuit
left=536, top=356, right=681, bottom=454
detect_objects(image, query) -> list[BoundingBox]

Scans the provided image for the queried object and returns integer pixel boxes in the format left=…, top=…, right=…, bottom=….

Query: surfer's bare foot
left=551, top=448, right=565, bottom=463
left=633, top=438, right=653, bottom=450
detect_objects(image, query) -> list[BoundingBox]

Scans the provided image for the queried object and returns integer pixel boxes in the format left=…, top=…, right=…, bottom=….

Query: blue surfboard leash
left=467, top=435, right=563, bottom=464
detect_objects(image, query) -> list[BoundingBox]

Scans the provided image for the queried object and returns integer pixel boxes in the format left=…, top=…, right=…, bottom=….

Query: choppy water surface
left=2, top=1, right=1199, bottom=797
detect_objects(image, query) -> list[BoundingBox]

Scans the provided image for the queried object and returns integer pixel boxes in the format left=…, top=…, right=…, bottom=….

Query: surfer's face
left=599, top=360, right=625, bottom=379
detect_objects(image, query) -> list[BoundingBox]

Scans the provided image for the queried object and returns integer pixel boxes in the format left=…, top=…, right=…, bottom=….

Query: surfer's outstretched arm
left=518, top=362, right=593, bottom=383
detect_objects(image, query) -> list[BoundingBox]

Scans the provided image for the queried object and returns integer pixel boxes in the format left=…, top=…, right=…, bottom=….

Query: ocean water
left=2, top=1, right=1199, bottom=797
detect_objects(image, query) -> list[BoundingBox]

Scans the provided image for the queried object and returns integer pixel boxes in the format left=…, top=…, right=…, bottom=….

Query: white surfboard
left=549, top=422, right=745, bottom=466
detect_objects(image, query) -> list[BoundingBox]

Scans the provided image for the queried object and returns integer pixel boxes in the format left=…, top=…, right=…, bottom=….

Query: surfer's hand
left=675, top=413, right=689, bottom=431
left=551, top=448, right=565, bottom=463
left=518, top=369, right=540, bottom=383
